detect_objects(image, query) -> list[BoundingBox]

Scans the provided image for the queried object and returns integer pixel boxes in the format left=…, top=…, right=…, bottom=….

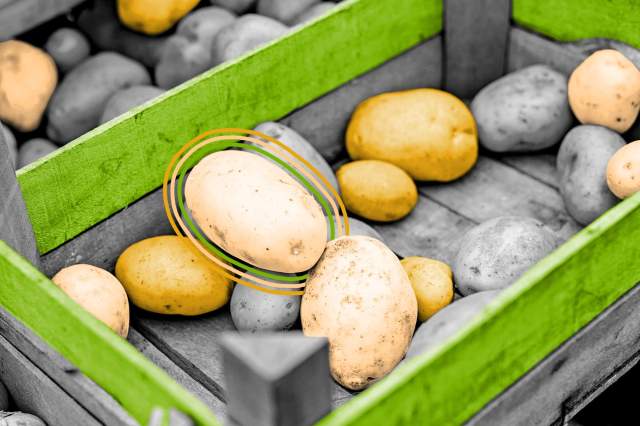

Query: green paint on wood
left=0, top=242, right=219, bottom=425
left=513, top=0, right=640, bottom=49
left=317, top=192, right=640, bottom=425
left=16, top=0, right=442, bottom=255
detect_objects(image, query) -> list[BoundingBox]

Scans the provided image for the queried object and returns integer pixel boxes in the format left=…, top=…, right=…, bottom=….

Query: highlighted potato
left=401, top=256, right=454, bottom=322
left=607, top=140, right=640, bottom=199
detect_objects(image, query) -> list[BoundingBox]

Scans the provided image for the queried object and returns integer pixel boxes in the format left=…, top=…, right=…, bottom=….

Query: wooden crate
left=1, top=0, right=640, bottom=424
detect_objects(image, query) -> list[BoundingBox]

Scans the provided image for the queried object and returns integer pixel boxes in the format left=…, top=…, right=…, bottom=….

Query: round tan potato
left=301, top=236, right=417, bottom=390
left=186, top=150, right=326, bottom=273
left=0, top=40, right=57, bottom=132
left=52, top=264, right=129, bottom=337
left=115, top=236, right=232, bottom=315
left=346, top=89, right=478, bottom=182
left=45, top=28, right=90, bottom=72
left=453, top=216, right=558, bottom=295
left=100, top=85, right=165, bottom=124
left=337, top=160, right=417, bottom=222
left=257, top=0, right=320, bottom=24
left=471, top=65, right=572, bottom=152
left=607, top=140, right=640, bottom=199
left=17, top=138, right=57, bottom=169
left=569, top=49, right=640, bottom=133
left=117, top=0, right=199, bottom=35
left=401, top=256, right=453, bottom=322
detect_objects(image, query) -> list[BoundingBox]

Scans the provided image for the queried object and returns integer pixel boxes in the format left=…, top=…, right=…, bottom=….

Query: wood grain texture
left=17, top=0, right=442, bottom=256
left=0, top=306, right=137, bottom=425
left=0, top=334, right=100, bottom=425
left=468, top=283, right=640, bottom=426
left=498, top=153, right=559, bottom=189
left=0, top=0, right=85, bottom=40
left=282, top=36, right=442, bottom=162
left=444, top=0, right=511, bottom=98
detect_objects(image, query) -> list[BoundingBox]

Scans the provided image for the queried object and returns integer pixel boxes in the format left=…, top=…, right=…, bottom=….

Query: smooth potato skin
left=291, top=2, right=336, bottom=25
left=557, top=125, right=625, bottom=224
left=45, top=28, right=90, bottom=72
left=453, top=216, right=558, bottom=295
left=100, top=85, right=164, bottom=124
left=186, top=150, right=326, bottom=273
left=257, top=0, right=320, bottom=24
left=471, top=65, right=572, bottom=152
left=401, top=257, right=453, bottom=322
left=230, top=281, right=301, bottom=333
left=346, top=89, right=478, bottom=182
left=17, top=138, right=57, bottom=168
left=607, top=140, right=640, bottom=199
left=52, top=264, right=130, bottom=337
left=115, top=236, right=232, bottom=315
left=117, top=0, right=199, bottom=35
left=569, top=49, right=640, bottom=133
left=301, top=236, right=417, bottom=390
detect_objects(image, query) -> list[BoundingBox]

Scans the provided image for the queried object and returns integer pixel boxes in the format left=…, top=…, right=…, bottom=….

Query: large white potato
left=301, top=236, right=417, bottom=390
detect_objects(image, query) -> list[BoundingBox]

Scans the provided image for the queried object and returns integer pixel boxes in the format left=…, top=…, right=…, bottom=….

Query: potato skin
left=47, top=52, right=150, bottom=143
left=115, top=236, right=232, bottom=315
left=301, top=236, right=417, bottom=390
left=45, top=28, right=90, bottom=73
left=186, top=150, right=326, bottom=273
left=346, top=89, right=477, bottom=182
left=17, top=138, right=57, bottom=169
left=52, top=264, right=129, bottom=337
left=257, top=0, right=320, bottom=24
left=453, top=216, right=558, bottom=295
left=401, top=257, right=453, bottom=322
left=337, top=160, right=418, bottom=222
left=117, top=0, right=199, bottom=35
left=471, top=65, right=572, bottom=152
left=607, top=140, right=640, bottom=199
left=291, top=2, right=336, bottom=25
left=100, top=85, right=165, bottom=124
left=230, top=280, right=301, bottom=332
left=557, top=125, right=625, bottom=224
left=569, top=50, right=640, bottom=133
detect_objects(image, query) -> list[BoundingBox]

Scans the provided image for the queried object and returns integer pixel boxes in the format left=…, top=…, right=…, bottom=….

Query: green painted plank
left=0, top=241, right=219, bottom=425
left=17, top=0, right=442, bottom=255
left=318, top=192, right=640, bottom=425
left=513, top=0, right=640, bottom=49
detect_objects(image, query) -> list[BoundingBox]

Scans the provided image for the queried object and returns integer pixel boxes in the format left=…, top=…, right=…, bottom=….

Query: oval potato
left=230, top=280, right=301, bottom=333
left=117, top=0, right=199, bottom=35
left=607, top=140, right=640, bottom=199
left=17, top=138, right=57, bottom=168
left=401, top=256, right=454, bottom=322
left=257, top=0, right=320, bottom=24
left=291, top=2, right=336, bottom=25
left=45, top=28, right=90, bottom=73
left=100, top=85, right=165, bottom=124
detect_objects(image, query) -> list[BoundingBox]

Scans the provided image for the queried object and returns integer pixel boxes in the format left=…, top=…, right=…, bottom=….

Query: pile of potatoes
left=0, top=0, right=339, bottom=169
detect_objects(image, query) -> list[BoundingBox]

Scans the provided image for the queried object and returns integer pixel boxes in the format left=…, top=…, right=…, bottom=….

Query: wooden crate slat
left=512, top=0, right=640, bottom=50
left=0, top=0, right=85, bottom=40
left=497, top=154, right=559, bottom=190
left=17, top=0, right=442, bottom=256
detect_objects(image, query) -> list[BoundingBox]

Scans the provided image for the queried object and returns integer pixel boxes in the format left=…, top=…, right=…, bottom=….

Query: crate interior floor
left=120, top=146, right=583, bottom=420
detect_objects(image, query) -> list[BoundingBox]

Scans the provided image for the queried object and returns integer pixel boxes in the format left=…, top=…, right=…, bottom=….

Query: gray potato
left=258, top=0, right=320, bottom=24
left=230, top=281, right=301, bottom=333
left=405, top=290, right=500, bottom=360
left=209, top=0, right=256, bottom=14
left=557, top=125, right=625, bottom=225
left=291, top=2, right=336, bottom=25
left=17, top=138, right=57, bottom=168
left=471, top=65, right=572, bottom=152
left=100, top=85, right=165, bottom=124
left=1, top=122, right=16, bottom=167
left=453, top=216, right=558, bottom=295
left=177, top=7, right=236, bottom=50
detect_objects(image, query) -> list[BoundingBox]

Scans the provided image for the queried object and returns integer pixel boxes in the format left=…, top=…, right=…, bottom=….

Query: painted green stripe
left=318, top=192, right=640, bottom=425
left=513, top=0, right=640, bottom=49
left=17, top=0, right=442, bottom=255
left=0, top=241, right=219, bottom=425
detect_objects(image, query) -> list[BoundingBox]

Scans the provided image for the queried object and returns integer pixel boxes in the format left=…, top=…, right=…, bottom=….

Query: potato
left=405, top=291, right=500, bottom=360
left=453, top=216, right=558, bottom=295
left=177, top=7, right=236, bottom=50
left=100, top=85, right=165, bottom=124
left=44, top=28, right=90, bottom=73
left=569, top=50, right=640, bottom=133
left=212, top=14, right=288, bottom=65
left=47, top=52, right=150, bottom=143
left=115, top=236, right=232, bottom=315
left=607, top=140, right=640, bottom=199
left=258, top=0, right=320, bottom=24
left=209, top=0, right=256, bottom=14
left=471, top=65, right=572, bottom=152
left=117, top=0, right=199, bottom=35
left=557, top=125, right=625, bottom=224
left=253, top=121, right=339, bottom=194
left=0, top=40, right=57, bottom=132
left=301, top=236, right=417, bottom=390
left=230, top=279, right=301, bottom=333
left=17, top=138, right=57, bottom=168
left=52, top=264, right=129, bottom=337
left=155, top=36, right=213, bottom=89
left=186, top=150, right=326, bottom=273
left=346, top=89, right=477, bottom=182
left=337, top=160, right=417, bottom=222
left=0, top=412, right=46, bottom=426
left=1, top=122, right=17, bottom=167
left=291, top=2, right=335, bottom=25
left=401, top=257, right=453, bottom=322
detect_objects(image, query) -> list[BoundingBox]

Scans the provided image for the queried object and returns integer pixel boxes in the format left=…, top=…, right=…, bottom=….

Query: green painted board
left=16, top=0, right=442, bottom=256
left=318, top=192, right=640, bottom=425
left=513, top=0, right=640, bottom=49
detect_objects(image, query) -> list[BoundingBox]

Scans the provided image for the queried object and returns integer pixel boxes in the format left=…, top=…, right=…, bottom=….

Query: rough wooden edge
left=0, top=0, right=85, bottom=40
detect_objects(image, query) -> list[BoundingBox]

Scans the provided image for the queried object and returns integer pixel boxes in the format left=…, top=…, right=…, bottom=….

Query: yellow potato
left=0, top=40, right=57, bottom=132
left=401, top=256, right=453, bottom=322
left=117, top=0, right=199, bottom=35
left=337, top=160, right=417, bottom=222
left=301, top=236, right=417, bottom=390
left=346, top=88, right=478, bottom=181
left=52, top=264, right=129, bottom=337
left=569, top=49, right=640, bottom=133
left=607, top=140, right=640, bottom=199
left=115, top=236, right=232, bottom=315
